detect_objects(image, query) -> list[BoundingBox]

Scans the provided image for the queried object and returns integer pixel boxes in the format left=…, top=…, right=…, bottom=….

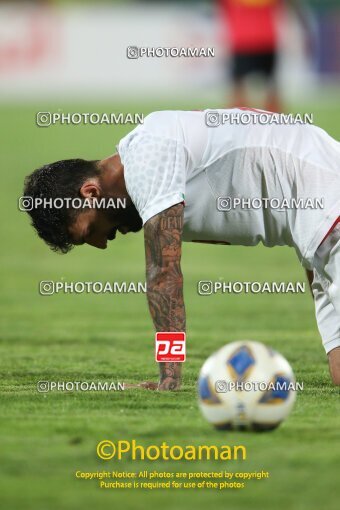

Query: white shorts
left=312, top=222, right=340, bottom=354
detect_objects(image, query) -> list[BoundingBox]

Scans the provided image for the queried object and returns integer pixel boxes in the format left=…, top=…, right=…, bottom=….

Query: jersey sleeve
left=312, top=269, right=340, bottom=354
left=118, top=132, right=186, bottom=224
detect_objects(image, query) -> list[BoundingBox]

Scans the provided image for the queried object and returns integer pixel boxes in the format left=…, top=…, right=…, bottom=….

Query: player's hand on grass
left=137, top=381, right=159, bottom=390
left=158, top=377, right=181, bottom=391
left=125, top=380, right=181, bottom=391
left=126, top=362, right=182, bottom=391
left=138, top=378, right=181, bottom=391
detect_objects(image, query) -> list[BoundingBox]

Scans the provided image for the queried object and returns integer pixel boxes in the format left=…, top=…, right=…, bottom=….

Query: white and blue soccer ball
left=198, top=340, right=297, bottom=431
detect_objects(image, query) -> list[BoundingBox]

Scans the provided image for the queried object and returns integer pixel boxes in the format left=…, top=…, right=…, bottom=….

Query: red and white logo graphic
left=155, top=332, right=186, bottom=362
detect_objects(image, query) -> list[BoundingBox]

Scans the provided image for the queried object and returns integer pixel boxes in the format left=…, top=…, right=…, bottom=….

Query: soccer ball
left=198, top=340, right=296, bottom=431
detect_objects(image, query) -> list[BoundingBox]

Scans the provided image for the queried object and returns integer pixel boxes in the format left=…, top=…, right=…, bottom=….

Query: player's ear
left=79, top=179, right=101, bottom=198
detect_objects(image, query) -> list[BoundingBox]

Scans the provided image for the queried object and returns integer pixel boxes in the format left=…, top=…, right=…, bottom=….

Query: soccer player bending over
left=23, top=109, right=340, bottom=389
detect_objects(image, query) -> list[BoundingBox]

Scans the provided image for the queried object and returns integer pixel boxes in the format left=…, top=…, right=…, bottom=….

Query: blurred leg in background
left=230, top=51, right=280, bottom=112
left=218, top=0, right=315, bottom=112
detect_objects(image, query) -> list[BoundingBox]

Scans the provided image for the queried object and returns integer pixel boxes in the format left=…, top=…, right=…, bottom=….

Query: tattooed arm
left=144, top=203, right=185, bottom=391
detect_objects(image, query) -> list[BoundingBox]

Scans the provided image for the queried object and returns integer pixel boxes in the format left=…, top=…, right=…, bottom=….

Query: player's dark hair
left=23, top=159, right=99, bottom=253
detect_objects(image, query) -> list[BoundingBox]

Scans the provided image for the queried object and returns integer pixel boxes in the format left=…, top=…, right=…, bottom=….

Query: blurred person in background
left=218, top=0, right=315, bottom=112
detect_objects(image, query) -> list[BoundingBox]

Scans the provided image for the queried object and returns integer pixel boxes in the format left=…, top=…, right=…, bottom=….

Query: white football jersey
left=117, top=109, right=340, bottom=268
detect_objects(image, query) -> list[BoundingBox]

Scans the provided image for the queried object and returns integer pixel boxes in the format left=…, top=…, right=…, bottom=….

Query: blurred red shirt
left=219, top=0, right=283, bottom=53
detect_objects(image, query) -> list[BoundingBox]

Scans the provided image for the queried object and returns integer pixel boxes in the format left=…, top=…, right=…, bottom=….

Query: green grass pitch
left=0, top=100, right=339, bottom=510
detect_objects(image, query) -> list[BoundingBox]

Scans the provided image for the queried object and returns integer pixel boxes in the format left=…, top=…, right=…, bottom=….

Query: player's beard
left=119, top=202, right=143, bottom=232
left=106, top=201, right=143, bottom=239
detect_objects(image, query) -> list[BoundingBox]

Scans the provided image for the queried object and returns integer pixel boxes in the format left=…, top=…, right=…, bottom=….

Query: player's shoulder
left=117, top=111, right=180, bottom=160
left=141, top=110, right=180, bottom=137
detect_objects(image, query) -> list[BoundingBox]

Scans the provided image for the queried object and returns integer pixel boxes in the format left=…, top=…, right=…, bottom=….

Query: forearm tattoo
left=144, top=203, right=185, bottom=386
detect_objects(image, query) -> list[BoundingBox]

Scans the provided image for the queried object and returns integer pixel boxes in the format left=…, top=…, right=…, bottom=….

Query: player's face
left=68, top=203, right=143, bottom=249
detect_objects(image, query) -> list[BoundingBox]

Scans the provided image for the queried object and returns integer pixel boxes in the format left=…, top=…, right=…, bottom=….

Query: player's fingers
left=138, top=381, right=159, bottom=390
left=124, top=381, right=158, bottom=390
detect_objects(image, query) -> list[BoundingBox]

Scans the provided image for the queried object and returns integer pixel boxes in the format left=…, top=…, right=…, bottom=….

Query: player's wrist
left=158, top=376, right=181, bottom=391
left=158, top=361, right=182, bottom=391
